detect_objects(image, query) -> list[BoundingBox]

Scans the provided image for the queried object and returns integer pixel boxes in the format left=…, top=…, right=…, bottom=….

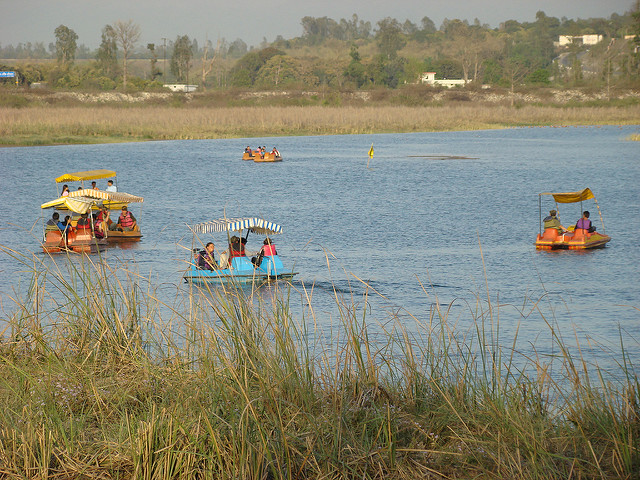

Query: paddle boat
left=41, top=195, right=107, bottom=254
left=50, top=169, right=144, bottom=242
left=242, top=149, right=283, bottom=162
left=183, top=217, right=298, bottom=285
left=535, top=188, right=611, bottom=250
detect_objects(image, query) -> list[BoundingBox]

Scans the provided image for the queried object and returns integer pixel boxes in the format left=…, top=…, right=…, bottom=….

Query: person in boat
left=61, top=215, right=74, bottom=238
left=91, top=181, right=99, bottom=190
left=110, top=206, right=137, bottom=231
left=76, top=212, right=91, bottom=230
left=252, top=237, right=278, bottom=266
left=262, top=146, right=267, bottom=158
left=271, top=147, right=280, bottom=157
left=543, top=210, right=566, bottom=234
left=197, top=242, right=219, bottom=270
left=106, top=180, right=117, bottom=192
left=94, top=209, right=109, bottom=238
left=245, top=146, right=253, bottom=156
left=229, top=236, right=246, bottom=258
left=575, top=211, right=596, bottom=233
left=61, top=185, right=70, bottom=197
left=45, top=212, right=63, bottom=231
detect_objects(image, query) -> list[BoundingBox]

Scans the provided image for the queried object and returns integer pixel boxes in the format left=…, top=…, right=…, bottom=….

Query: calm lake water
left=1, top=126, right=639, bottom=374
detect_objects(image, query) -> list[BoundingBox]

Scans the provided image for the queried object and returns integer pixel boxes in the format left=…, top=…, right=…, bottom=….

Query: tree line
left=1, top=9, right=639, bottom=92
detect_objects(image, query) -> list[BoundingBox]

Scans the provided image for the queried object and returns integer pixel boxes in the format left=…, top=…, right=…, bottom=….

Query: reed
left=0, top=246, right=638, bottom=479
left=1, top=104, right=640, bottom=146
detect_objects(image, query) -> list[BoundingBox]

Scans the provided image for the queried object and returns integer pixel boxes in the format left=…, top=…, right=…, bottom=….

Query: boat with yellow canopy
left=535, top=188, right=611, bottom=250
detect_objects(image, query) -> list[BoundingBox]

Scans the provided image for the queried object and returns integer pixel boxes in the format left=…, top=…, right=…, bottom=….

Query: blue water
left=1, top=126, right=639, bottom=374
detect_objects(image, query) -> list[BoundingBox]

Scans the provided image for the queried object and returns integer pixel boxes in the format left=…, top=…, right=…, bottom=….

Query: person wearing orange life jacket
left=110, top=205, right=137, bottom=231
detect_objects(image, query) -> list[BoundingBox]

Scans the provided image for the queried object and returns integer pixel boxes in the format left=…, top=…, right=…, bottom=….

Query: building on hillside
left=419, top=72, right=468, bottom=88
left=556, top=34, right=603, bottom=47
left=164, top=84, right=198, bottom=93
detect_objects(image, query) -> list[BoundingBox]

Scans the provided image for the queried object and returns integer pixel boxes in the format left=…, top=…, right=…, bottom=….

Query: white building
left=557, top=34, right=603, bottom=46
left=164, top=84, right=198, bottom=93
left=420, top=72, right=468, bottom=88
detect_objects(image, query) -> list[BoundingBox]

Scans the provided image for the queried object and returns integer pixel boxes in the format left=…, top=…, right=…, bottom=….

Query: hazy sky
left=1, top=0, right=635, bottom=50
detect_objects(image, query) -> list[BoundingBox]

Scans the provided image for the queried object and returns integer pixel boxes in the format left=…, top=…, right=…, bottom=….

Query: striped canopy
left=55, top=169, right=116, bottom=183
left=191, top=217, right=283, bottom=235
left=41, top=196, right=98, bottom=214
left=68, top=189, right=144, bottom=203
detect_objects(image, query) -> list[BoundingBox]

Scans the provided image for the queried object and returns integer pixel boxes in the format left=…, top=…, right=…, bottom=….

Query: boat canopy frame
left=538, top=188, right=605, bottom=235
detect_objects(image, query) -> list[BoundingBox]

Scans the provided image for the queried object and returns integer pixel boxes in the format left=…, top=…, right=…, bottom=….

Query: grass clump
left=0, top=246, right=638, bottom=479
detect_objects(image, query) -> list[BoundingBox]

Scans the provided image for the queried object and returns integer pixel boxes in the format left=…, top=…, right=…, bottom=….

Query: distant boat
left=535, top=188, right=611, bottom=250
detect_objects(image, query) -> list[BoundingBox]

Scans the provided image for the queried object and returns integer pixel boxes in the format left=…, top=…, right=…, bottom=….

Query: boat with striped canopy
left=42, top=188, right=144, bottom=243
left=183, top=217, right=297, bottom=285
left=535, top=188, right=611, bottom=250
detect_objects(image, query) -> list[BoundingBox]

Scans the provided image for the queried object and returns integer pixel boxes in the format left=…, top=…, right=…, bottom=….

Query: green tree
left=147, top=43, right=161, bottom=80
left=113, top=19, right=141, bottom=89
left=375, top=17, right=406, bottom=59
left=96, top=25, right=118, bottom=79
left=171, top=35, right=193, bottom=82
left=54, top=25, right=78, bottom=65
left=343, top=45, right=367, bottom=87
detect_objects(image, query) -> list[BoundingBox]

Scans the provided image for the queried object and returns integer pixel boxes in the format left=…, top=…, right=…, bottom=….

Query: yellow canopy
left=540, top=188, right=595, bottom=204
left=55, top=169, right=116, bottom=183
left=41, top=196, right=98, bottom=214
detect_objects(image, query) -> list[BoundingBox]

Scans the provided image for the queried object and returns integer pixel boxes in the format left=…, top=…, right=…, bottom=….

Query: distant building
left=557, top=34, right=603, bottom=46
left=420, top=72, right=468, bottom=88
left=164, top=84, right=198, bottom=93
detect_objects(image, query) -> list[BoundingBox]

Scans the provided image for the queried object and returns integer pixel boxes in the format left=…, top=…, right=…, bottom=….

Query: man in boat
left=110, top=206, right=137, bottom=231
left=45, top=212, right=63, bottom=231
left=543, top=210, right=566, bottom=234
left=198, top=242, right=219, bottom=270
left=575, top=211, right=596, bottom=233
left=76, top=212, right=91, bottom=230
left=106, top=180, right=117, bottom=192
left=91, top=181, right=99, bottom=190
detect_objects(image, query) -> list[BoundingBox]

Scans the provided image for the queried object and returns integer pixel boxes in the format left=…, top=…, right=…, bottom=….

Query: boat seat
left=541, top=228, right=559, bottom=241
left=44, top=230, right=63, bottom=246
left=572, top=228, right=588, bottom=241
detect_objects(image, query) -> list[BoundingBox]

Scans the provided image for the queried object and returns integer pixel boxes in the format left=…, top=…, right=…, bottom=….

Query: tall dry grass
left=0, top=245, right=638, bottom=479
left=1, top=104, right=640, bottom=145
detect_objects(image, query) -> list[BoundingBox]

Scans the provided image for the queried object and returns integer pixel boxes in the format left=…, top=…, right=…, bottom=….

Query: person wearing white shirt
left=105, top=180, right=117, bottom=192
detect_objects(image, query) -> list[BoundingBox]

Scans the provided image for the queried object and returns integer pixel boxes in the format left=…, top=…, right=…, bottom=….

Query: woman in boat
left=61, top=185, right=70, bottom=197
left=197, top=242, right=219, bottom=270
left=271, top=147, right=280, bottom=157
left=252, top=237, right=277, bottom=266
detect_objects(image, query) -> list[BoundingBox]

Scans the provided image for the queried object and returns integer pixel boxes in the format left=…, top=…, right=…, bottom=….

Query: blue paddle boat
left=183, top=217, right=298, bottom=285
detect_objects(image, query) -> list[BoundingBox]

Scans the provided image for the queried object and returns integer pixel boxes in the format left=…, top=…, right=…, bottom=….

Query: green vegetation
left=0, top=247, right=638, bottom=479
left=2, top=9, right=639, bottom=92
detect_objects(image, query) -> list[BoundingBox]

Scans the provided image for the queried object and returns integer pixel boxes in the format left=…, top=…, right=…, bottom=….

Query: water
left=1, top=125, right=639, bottom=374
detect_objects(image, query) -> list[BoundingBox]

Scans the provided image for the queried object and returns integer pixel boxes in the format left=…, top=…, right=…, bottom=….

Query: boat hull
left=183, top=255, right=297, bottom=285
left=242, top=153, right=283, bottom=162
left=535, top=228, right=611, bottom=250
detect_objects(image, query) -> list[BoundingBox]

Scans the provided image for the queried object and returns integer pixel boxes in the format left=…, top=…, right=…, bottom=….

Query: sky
left=1, top=0, right=635, bottom=50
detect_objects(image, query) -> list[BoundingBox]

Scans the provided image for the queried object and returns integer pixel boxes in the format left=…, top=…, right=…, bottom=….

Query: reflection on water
left=1, top=126, right=639, bottom=374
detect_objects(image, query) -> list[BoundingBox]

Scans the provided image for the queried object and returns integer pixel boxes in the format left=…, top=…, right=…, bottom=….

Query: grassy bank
left=1, top=102, right=640, bottom=146
left=0, top=248, right=638, bottom=479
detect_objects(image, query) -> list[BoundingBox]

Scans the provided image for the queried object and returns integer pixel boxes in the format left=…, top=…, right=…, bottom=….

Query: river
left=1, top=125, right=639, bottom=375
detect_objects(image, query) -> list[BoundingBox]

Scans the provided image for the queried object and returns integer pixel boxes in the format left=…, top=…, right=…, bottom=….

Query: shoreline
left=1, top=88, right=639, bottom=147
left=1, top=104, right=639, bottom=147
